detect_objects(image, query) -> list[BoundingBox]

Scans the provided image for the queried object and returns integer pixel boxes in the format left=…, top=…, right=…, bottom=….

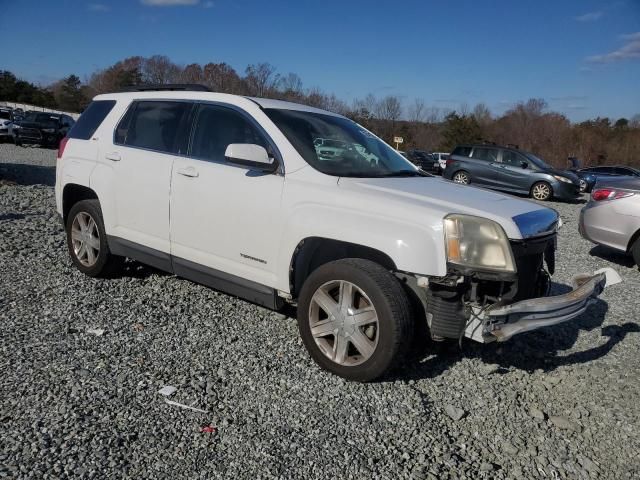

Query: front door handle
left=177, top=167, right=199, bottom=178
left=105, top=152, right=121, bottom=162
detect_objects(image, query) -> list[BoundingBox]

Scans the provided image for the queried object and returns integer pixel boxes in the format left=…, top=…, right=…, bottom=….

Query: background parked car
left=13, top=111, right=75, bottom=148
left=0, top=108, right=13, bottom=142
left=431, top=152, right=449, bottom=174
left=579, top=177, right=640, bottom=266
left=406, top=149, right=436, bottom=172
left=573, top=165, right=640, bottom=193
left=443, top=144, right=581, bottom=201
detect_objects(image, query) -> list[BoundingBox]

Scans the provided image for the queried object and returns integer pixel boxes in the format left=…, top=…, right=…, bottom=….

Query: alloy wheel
left=532, top=183, right=551, bottom=200
left=453, top=171, right=470, bottom=184
left=70, top=212, right=100, bottom=267
left=308, top=280, right=379, bottom=366
left=579, top=179, right=587, bottom=192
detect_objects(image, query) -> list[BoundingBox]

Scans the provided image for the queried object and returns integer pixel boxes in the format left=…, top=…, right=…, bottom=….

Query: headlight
left=553, top=175, right=573, bottom=184
left=443, top=214, right=516, bottom=273
left=43, top=128, right=56, bottom=133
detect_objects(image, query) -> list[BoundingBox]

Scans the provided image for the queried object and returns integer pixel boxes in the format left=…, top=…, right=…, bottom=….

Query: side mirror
left=521, top=161, right=528, bottom=169
left=224, top=143, right=277, bottom=172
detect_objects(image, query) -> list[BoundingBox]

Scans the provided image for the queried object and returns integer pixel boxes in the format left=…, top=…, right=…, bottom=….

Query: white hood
left=338, top=176, right=557, bottom=240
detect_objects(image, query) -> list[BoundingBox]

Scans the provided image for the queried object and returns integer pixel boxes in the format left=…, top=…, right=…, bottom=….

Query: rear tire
left=531, top=181, right=552, bottom=201
left=66, top=199, right=123, bottom=277
left=452, top=170, right=471, bottom=185
left=297, top=259, right=413, bottom=382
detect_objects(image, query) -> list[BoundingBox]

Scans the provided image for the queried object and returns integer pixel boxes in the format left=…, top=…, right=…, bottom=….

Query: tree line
left=1, top=56, right=639, bottom=167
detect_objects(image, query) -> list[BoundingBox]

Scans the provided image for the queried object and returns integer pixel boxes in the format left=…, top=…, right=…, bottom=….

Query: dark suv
left=14, top=112, right=75, bottom=148
left=443, top=144, right=581, bottom=201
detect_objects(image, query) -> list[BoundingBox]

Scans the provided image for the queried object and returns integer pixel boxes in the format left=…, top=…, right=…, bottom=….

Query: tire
left=15, top=139, right=22, bottom=147
left=632, top=238, right=640, bottom=267
left=531, top=181, right=552, bottom=201
left=452, top=170, right=471, bottom=185
left=297, top=258, right=413, bottom=382
left=65, top=199, right=123, bottom=277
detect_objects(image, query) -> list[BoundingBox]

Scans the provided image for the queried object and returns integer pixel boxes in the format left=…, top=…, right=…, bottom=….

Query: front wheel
left=531, top=181, right=552, bottom=201
left=297, top=259, right=413, bottom=382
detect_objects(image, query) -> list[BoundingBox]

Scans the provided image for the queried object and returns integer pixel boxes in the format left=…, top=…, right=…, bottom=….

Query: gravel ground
left=1, top=143, right=639, bottom=479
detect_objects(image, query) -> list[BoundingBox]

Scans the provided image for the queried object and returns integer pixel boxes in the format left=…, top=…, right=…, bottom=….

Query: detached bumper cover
left=465, top=268, right=620, bottom=343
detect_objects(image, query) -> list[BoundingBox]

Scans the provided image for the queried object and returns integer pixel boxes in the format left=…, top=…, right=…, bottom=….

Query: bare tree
left=202, top=62, right=242, bottom=93
left=179, top=63, right=204, bottom=84
left=376, top=95, right=402, bottom=122
left=472, top=103, right=492, bottom=125
left=244, top=63, right=277, bottom=97
left=142, top=55, right=180, bottom=84
left=408, top=98, right=426, bottom=123
left=278, top=72, right=303, bottom=94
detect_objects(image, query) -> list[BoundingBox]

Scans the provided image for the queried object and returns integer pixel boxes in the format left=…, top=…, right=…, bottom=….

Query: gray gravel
left=1, top=142, right=639, bottom=479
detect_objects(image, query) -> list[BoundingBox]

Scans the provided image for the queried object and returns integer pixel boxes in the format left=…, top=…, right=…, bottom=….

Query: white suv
left=55, top=85, right=612, bottom=381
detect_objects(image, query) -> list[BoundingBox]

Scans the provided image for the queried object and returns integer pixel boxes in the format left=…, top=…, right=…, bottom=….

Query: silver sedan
left=579, top=177, right=640, bottom=265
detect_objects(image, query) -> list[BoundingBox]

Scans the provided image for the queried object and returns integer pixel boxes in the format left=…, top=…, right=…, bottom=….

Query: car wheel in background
left=531, top=181, right=552, bottom=201
left=632, top=238, right=640, bottom=267
left=452, top=171, right=471, bottom=185
left=579, top=179, right=587, bottom=192
left=66, top=199, right=123, bottom=277
left=297, top=259, right=413, bottom=382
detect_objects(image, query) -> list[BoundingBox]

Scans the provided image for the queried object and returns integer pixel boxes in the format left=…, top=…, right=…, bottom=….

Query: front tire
left=65, top=199, right=122, bottom=277
left=531, top=181, right=552, bottom=201
left=297, top=259, right=413, bottom=382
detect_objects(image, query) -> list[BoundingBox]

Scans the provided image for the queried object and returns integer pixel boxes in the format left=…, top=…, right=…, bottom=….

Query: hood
left=549, top=168, right=580, bottom=184
left=338, top=176, right=558, bottom=240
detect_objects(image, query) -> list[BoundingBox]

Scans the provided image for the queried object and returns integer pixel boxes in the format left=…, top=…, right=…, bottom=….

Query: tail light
left=446, top=158, right=455, bottom=168
left=591, top=188, right=634, bottom=202
left=57, top=137, right=69, bottom=160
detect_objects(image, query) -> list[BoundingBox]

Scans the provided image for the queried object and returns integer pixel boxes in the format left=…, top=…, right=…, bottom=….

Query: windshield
left=525, top=152, right=552, bottom=169
left=25, top=112, right=60, bottom=127
left=265, top=108, right=422, bottom=177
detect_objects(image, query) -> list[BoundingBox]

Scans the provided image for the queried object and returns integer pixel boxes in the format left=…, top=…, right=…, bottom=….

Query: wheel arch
left=289, top=237, right=398, bottom=298
left=62, top=184, right=99, bottom=225
left=627, top=227, right=640, bottom=253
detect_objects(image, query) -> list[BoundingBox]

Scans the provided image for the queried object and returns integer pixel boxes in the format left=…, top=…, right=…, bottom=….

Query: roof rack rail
left=480, top=139, right=497, bottom=145
left=505, top=143, right=519, bottom=149
left=119, top=84, right=212, bottom=92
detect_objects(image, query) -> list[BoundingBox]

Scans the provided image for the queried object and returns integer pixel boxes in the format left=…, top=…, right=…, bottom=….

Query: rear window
left=115, top=101, right=192, bottom=155
left=452, top=146, right=472, bottom=157
left=0, top=110, right=11, bottom=120
left=471, top=147, right=498, bottom=162
left=68, top=100, right=115, bottom=140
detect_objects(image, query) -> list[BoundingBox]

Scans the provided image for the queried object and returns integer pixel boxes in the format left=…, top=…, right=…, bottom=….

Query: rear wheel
left=452, top=170, right=470, bottom=185
left=632, top=238, right=640, bottom=267
left=297, top=259, right=413, bottom=382
left=531, top=181, right=552, bottom=201
left=66, top=199, right=123, bottom=277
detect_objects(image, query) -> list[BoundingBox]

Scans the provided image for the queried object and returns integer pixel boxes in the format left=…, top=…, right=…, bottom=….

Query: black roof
left=119, top=83, right=212, bottom=93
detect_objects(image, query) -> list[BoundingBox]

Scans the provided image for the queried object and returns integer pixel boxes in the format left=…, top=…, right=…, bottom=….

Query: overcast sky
left=1, top=0, right=639, bottom=121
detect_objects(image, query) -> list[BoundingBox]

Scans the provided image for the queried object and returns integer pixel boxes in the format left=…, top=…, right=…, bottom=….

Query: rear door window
left=68, top=100, right=115, bottom=140
left=501, top=150, right=527, bottom=167
left=116, top=101, right=192, bottom=154
left=471, top=147, right=498, bottom=162
left=452, top=146, right=472, bottom=157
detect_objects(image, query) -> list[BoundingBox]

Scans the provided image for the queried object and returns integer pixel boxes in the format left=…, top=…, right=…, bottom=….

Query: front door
left=170, top=103, right=285, bottom=288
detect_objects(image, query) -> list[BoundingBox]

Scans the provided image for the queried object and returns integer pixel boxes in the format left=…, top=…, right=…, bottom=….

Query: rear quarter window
left=452, top=146, right=472, bottom=157
left=67, top=100, right=116, bottom=140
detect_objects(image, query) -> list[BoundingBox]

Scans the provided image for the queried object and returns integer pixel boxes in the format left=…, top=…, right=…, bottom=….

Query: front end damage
left=406, top=229, right=619, bottom=345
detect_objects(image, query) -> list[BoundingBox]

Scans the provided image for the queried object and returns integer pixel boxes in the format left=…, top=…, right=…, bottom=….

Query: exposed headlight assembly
left=444, top=214, right=516, bottom=273
left=553, top=175, right=573, bottom=184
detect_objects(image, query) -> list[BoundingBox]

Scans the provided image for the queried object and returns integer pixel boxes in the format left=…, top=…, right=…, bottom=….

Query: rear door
left=108, top=100, right=193, bottom=259
left=170, top=103, right=285, bottom=288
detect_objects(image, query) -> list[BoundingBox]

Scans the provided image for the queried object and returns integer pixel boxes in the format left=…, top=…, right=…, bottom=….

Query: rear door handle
left=177, top=167, right=199, bottom=178
left=105, top=152, right=121, bottom=162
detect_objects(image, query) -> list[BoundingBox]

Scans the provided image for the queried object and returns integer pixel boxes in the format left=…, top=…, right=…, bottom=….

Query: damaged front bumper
left=464, top=268, right=620, bottom=343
